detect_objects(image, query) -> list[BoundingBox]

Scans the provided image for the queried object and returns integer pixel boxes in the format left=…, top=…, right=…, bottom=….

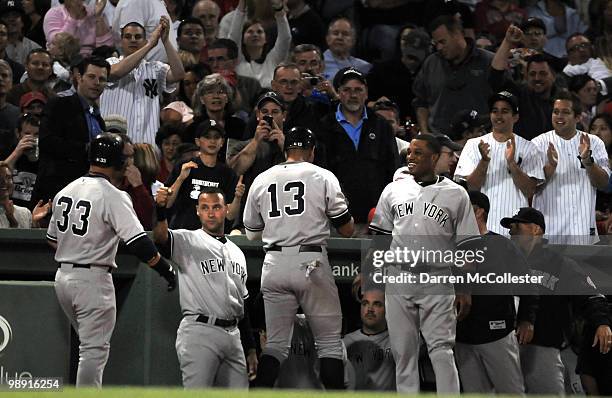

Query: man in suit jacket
left=32, top=57, right=110, bottom=204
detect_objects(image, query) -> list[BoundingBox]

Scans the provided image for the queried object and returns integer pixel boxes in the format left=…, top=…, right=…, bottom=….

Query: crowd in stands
left=1, top=0, right=612, bottom=394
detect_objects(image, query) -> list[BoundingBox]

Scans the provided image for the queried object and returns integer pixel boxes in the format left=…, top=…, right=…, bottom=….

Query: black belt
left=196, top=315, right=237, bottom=328
left=60, top=263, right=112, bottom=273
left=265, top=245, right=322, bottom=253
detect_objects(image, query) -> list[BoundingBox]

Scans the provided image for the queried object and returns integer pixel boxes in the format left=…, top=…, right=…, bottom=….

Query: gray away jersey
left=370, top=175, right=479, bottom=252
left=46, top=175, right=146, bottom=267
left=169, top=229, right=248, bottom=319
left=343, top=329, right=396, bottom=391
left=243, top=161, right=350, bottom=247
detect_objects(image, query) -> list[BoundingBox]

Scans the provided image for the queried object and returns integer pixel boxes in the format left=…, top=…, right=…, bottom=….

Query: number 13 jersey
left=243, top=161, right=351, bottom=248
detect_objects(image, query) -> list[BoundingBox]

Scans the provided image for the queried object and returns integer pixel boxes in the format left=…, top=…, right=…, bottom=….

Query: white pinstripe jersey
left=455, top=133, right=544, bottom=235
left=100, top=57, right=176, bottom=145
left=46, top=175, right=146, bottom=268
left=532, top=130, right=611, bottom=237
left=370, top=176, right=479, bottom=253
left=243, top=161, right=350, bottom=248
left=169, top=229, right=248, bottom=319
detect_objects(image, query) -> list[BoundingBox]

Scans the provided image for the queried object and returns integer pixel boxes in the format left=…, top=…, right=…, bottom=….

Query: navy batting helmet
left=89, top=132, right=126, bottom=169
left=284, top=127, right=315, bottom=151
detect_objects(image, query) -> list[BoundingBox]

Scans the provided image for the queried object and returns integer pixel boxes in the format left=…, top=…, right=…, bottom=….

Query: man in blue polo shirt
left=319, top=67, right=399, bottom=233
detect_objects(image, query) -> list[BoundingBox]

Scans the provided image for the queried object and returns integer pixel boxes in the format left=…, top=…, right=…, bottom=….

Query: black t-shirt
left=166, top=157, right=238, bottom=230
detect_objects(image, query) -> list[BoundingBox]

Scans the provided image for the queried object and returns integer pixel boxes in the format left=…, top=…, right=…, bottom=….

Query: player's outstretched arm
left=336, top=217, right=355, bottom=238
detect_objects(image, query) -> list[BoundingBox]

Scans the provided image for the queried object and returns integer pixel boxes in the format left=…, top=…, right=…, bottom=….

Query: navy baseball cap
left=333, top=67, right=367, bottom=90
left=435, top=134, right=463, bottom=151
left=501, top=207, right=546, bottom=232
left=197, top=119, right=225, bottom=137
left=489, top=91, right=519, bottom=114
left=450, top=109, right=489, bottom=138
left=256, top=91, right=285, bottom=110
left=0, top=0, right=24, bottom=17
left=468, top=191, right=490, bottom=214
left=521, top=17, right=546, bottom=34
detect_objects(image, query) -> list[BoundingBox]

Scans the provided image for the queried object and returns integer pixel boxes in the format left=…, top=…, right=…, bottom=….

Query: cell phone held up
left=263, top=115, right=274, bottom=128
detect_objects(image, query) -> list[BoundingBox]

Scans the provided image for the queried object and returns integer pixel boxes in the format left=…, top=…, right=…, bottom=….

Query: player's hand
left=32, top=199, right=51, bottom=223
left=246, top=348, right=258, bottom=381
left=593, top=325, right=612, bottom=354
left=505, top=136, right=516, bottom=164
left=478, top=140, right=491, bottom=162
left=14, top=135, right=36, bottom=156
left=179, top=161, right=198, bottom=181
left=454, top=293, right=472, bottom=321
left=235, top=175, right=245, bottom=198
left=255, top=120, right=271, bottom=143
left=579, top=133, right=591, bottom=159
left=547, top=142, right=558, bottom=168
left=515, top=321, right=534, bottom=345
left=159, top=16, right=170, bottom=44
left=156, top=186, right=172, bottom=207
left=504, top=25, right=524, bottom=45
left=125, top=164, right=143, bottom=187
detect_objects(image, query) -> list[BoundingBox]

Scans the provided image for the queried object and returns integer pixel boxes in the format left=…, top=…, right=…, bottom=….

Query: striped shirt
left=100, top=57, right=176, bottom=145
left=455, top=133, right=544, bottom=235
left=532, top=130, right=610, bottom=239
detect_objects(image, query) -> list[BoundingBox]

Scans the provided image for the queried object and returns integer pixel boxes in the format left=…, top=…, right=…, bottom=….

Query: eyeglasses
left=276, top=79, right=300, bottom=87
left=568, top=42, right=591, bottom=52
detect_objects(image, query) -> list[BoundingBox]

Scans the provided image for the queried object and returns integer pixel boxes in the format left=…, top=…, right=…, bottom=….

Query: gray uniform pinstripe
left=370, top=175, right=479, bottom=394
left=455, top=133, right=544, bottom=235
left=243, top=161, right=349, bottom=362
left=168, top=229, right=249, bottom=388
left=46, top=175, right=146, bottom=387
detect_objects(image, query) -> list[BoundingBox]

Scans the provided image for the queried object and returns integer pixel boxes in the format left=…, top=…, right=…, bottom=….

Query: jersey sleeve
left=104, top=189, right=147, bottom=244
left=369, top=184, right=394, bottom=234
left=105, top=57, right=123, bottom=87
left=167, top=229, right=186, bottom=268
left=324, top=171, right=351, bottom=228
left=591, top=134, right=611, bottom=177
left=243, top=182, right=264, bottom=233
left=522, top=141, right=545, bottom=181
left=154, top=61, right=177, bottom=94
left=455, top=188, right=480, bottom=239
left=454, top=138, right=480, bottom=178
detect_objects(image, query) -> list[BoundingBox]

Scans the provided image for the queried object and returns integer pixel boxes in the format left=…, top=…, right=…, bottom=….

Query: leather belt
left=265, top=245, right=322, bottom=253
left=60, top=263, right=112, bottom=273
left=196, top=315, right=237, bottom=328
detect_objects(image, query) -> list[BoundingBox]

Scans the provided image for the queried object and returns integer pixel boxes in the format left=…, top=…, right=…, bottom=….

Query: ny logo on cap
left=7, top=0, right=15, bottom=6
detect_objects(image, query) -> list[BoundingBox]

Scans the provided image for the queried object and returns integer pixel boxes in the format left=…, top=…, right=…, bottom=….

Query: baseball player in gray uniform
left=343, top=286, right=396, bottom=391
left=153, top=185, right=250, bottom=388
left=243, top=126, right=355, bottom=389
left=46, top=133, right=176, bottom=387
left=369, top=133, right=479, bottom=394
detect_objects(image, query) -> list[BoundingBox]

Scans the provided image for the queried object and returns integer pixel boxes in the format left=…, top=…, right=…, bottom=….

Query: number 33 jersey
left=243, top=162, right=350, bottom=248
left=46, top=175, right=146, bottom=268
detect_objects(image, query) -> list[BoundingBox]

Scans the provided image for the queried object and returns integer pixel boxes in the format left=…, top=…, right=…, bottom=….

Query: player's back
left=245, top=162, right=347, bottom=247
left=47, top=175, right=146, bottom=267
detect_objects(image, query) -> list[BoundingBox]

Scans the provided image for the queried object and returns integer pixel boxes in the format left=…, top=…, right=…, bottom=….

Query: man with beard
left=319, top=67, right=399, bottom=231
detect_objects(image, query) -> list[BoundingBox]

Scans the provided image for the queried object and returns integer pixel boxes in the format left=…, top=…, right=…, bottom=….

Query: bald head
left=192, top=0, right=221, bottom=41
